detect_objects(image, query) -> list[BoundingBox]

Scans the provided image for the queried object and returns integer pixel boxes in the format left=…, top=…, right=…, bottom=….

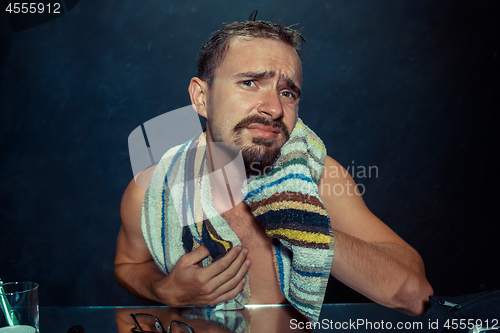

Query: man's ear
left=188, top=77, right=209, bottom=118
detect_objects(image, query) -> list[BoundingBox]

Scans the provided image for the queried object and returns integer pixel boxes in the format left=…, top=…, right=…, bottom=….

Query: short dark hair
left=197, top=20, right=306, bottom=86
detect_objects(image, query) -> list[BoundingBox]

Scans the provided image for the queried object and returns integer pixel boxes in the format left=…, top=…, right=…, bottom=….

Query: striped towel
left=142, top=118, right=334, bottom=321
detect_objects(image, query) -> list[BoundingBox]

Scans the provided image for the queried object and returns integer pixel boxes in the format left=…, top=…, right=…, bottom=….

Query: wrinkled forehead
left=217, top=36, right=303, bottom=86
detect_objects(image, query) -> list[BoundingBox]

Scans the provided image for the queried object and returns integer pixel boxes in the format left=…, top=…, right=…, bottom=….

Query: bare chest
left=220, top=203, right=286, bottom=304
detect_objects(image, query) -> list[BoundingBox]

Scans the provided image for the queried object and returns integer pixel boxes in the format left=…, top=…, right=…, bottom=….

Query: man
left=114, top=21, right=433, bottom=318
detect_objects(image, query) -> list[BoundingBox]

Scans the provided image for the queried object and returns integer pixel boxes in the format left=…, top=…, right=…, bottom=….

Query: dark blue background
left=0, top=0, right=499, bottom=306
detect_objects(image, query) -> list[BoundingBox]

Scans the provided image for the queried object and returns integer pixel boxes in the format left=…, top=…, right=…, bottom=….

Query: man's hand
left=155, top=244, right=251, bottom=307
left=114, top=177, right=251, bottom=307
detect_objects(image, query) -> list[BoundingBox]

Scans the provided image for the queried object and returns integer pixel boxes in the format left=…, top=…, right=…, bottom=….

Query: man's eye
left=242, top=80, right=256, bottom=87
left=280, top=91, right=295, bottom=99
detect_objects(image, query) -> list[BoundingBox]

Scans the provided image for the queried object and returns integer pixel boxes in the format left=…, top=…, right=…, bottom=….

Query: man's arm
left=114, top=177, right=251, bottom=307
left=320, top=156, right=433, bottom=315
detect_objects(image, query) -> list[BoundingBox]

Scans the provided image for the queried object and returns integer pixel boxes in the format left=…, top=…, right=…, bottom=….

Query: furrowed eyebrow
left=235, top=71, right=301, bottom=98
left=235, top=71, right=276, bottom=80
left=284, top=76, right=301, bottom=99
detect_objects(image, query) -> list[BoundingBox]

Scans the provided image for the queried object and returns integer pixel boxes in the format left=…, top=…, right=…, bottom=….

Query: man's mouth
left=246, top=124, right=281, bottom=140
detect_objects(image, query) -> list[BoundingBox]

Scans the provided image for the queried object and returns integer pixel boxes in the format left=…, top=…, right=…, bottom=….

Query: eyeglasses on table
left=130, top=313, right=195, bottom=333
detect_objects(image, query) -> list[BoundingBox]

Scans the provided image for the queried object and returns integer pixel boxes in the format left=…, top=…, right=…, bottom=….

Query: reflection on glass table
left=116, top=304, right=311, bottom=333
left=41, top=303, right=416, bottom=333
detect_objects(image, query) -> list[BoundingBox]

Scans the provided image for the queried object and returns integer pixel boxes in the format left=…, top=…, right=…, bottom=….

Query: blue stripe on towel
left=244, top=173, right=313, bottom=199
left=274, top=240, right=285, bottom=292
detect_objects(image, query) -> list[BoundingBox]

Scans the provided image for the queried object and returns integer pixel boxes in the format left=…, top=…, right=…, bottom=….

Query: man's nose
left=257, top=89, right=284, bottom=120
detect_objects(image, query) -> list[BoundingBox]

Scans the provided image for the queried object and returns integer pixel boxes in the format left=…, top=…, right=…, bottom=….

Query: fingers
left=180, top=245, right=210, bottom=266
left=209, top=276, right=248, bottom=305
left=204, top=247, right=251, bottom=298
left=202, top=245, right=245, bottom=278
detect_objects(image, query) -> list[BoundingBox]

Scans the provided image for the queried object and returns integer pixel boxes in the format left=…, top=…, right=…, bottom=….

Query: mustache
left=233, top=114, right=288, bottom=136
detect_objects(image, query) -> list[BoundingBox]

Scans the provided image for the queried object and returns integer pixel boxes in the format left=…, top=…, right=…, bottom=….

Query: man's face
left=204, top=37, right=302, bottom=175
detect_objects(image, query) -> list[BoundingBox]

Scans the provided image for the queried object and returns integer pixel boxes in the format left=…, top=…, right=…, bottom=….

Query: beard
left=206, top=98, right=291, bottom=178
left=232, top=114, right=290, bottom=177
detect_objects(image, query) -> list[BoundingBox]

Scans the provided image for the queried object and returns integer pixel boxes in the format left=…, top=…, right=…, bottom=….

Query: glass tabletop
left=40, top=303, right=417, bottom=333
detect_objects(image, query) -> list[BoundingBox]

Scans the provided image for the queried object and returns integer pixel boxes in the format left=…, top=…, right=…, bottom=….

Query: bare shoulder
left=319, top=155, right=409, bottom=246
left=318, top=155, right=365, bottom=209
left=120, top=178, right=147, bottom=227
left=120, top=165, right=157, bottom=228
left=116, top=166, right=157, bottom=265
